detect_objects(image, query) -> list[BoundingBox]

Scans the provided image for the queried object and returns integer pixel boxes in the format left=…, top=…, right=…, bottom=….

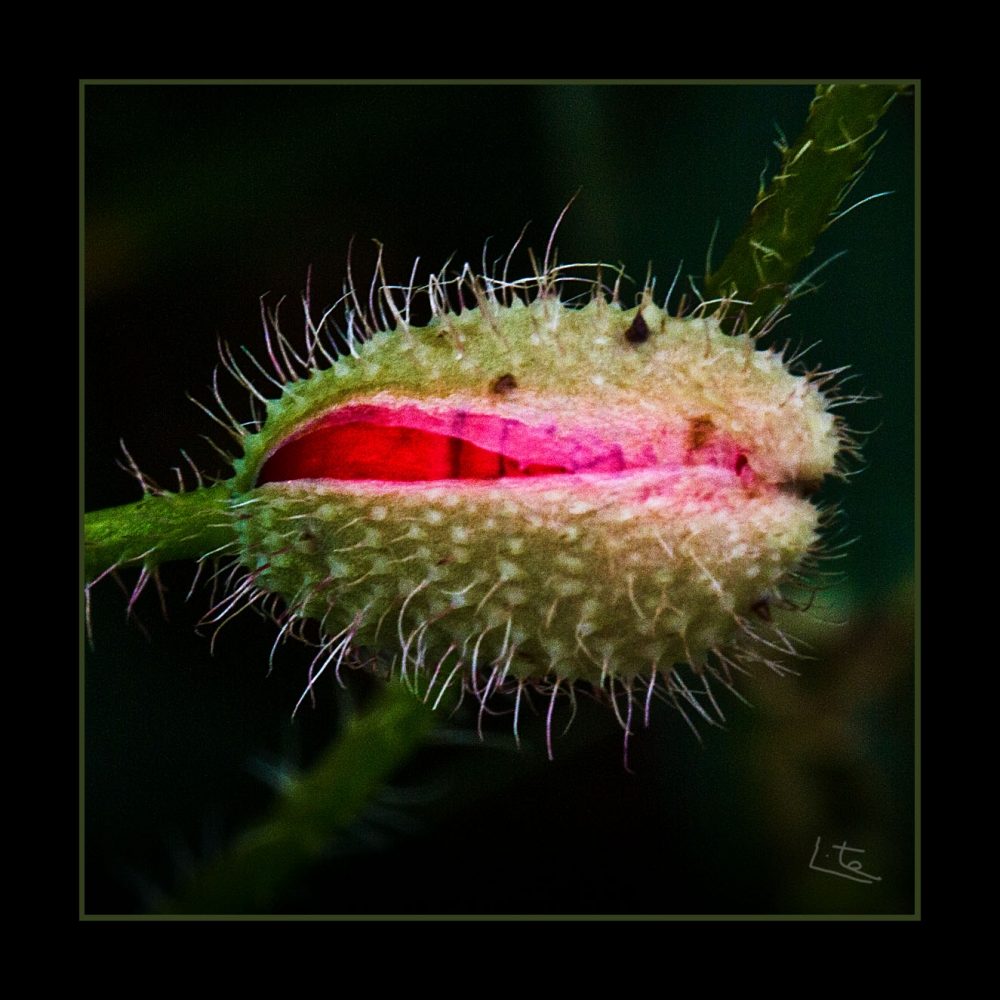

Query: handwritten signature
left=809, top=837, right=882, bottom=884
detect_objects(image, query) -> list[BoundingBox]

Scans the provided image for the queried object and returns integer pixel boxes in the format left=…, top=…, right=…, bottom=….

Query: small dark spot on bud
left=751, top=598, right=771, bottom=622
left=625, top=311, right=649, bottom=344
left=491, top=373, right=518, bottom=394
left=297, top=530, right=319, bottom=554
left=734, top=453, right=748, bottom=476
left=686, top=415, right=715, bottom=451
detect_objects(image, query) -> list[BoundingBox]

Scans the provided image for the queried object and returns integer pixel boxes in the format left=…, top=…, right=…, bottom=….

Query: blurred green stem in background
left=157, top=682, right=442, bottom=914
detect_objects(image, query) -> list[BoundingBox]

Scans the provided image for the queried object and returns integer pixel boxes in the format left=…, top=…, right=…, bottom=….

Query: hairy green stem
left=84, top=484, right=236, bottom=583
left=704, top=84, right=907, bottom=332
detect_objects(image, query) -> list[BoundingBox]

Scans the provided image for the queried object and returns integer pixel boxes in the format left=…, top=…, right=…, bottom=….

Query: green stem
left=157, top=682, right=442, bottom=914
left=704, top=84, right=907, bottom=332
left=84, top=483, right=236, bottom=583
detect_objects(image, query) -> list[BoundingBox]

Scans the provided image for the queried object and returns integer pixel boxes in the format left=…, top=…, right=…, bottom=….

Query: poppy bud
left=222, top=261, right=848, bottom=756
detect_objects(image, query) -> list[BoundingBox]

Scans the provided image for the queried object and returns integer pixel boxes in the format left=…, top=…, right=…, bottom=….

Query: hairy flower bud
left=215, top=252, right=849, bottom=757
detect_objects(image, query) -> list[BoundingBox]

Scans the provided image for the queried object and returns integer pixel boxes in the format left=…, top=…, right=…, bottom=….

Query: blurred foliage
left=84, top=84, right=915, bottom=916
left=157, top=682, right=442, bottom=914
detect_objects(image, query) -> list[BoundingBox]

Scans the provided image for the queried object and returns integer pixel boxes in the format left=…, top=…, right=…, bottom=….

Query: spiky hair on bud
left=127, top=214, right=858, bottom=767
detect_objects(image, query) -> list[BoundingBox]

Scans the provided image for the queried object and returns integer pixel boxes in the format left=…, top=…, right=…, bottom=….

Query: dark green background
left=84, top=84, right=915, bottom=915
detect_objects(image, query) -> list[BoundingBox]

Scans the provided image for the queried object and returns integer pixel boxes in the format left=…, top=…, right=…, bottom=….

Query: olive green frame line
left=84, top=84, right=909, bottom=915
